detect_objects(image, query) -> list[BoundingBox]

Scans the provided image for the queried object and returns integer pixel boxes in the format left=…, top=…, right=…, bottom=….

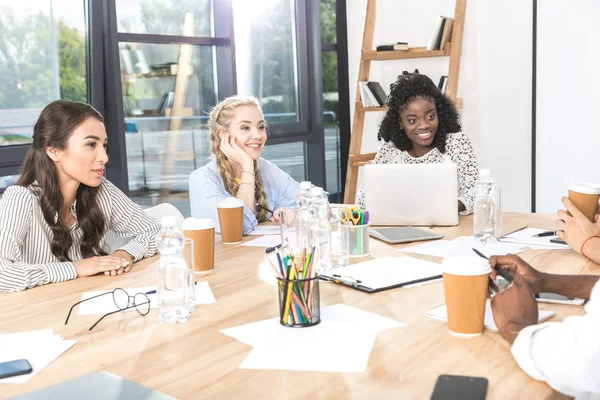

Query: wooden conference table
left=1, top=212, right=598, bottom=399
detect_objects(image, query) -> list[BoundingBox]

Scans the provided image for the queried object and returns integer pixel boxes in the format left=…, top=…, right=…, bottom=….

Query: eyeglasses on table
left=65, top=288, right=151, bottom=331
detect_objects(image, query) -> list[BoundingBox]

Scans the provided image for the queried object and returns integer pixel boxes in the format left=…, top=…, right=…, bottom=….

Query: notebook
left=426, top=300, right=555, bottom=331
left=320, top=256, right=444, bottom=293
left=12, top=371, right=177, bottom=400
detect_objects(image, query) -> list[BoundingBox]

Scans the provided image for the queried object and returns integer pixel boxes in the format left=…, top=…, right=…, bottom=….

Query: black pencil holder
left=276, top=275, right=321, bottom=327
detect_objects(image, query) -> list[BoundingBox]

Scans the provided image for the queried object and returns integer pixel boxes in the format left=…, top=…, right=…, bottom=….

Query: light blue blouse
left=189, top=158, right=300, bottom=234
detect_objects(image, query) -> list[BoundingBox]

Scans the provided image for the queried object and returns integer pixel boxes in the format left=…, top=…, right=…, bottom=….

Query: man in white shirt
left=488, top=197, right=600, bottom=399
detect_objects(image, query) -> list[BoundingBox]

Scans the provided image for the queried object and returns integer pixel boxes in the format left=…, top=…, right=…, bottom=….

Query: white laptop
left=363, top=163, right=459, bottom=226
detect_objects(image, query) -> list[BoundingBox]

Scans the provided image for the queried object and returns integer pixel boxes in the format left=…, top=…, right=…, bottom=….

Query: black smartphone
left=0, top=359, right=32, bottom=379
left=431, top=374, right=488, bottom=400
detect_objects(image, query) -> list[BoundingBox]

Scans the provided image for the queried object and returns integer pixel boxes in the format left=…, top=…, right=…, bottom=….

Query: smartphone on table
left=431, top=374, right=488, bottom=400
left=0, top=359, right=32, bottom=379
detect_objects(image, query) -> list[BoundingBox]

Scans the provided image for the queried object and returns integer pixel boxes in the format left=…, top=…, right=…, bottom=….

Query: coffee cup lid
left=569, top=182, right=600, bottom=195
left=442, top=257, right=491, bottom=276
left=183, top=217, right=215, bottom=230
left=217, top=197, right=244, bottom=208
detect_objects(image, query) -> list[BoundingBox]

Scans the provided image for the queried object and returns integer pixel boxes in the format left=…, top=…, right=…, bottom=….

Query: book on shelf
left=157, top=92, right=175, bottom=114
left=376, top=42, right=409, bottom=51
left=426, top=16, right=454, bottom=51
left=122, top=96, right=143, bottom=116
left=366, top=82, right=388, bottom=106
left=359, top=81, right=388, bottom=108
left=359, top=82, right=377, bottom=108
left=133, top=49, right=150, bottom=74
left=439, top=18, right=454, bottom=50
left=120, top=49, right=135, bottom=74
left=437, top=76, right=448, bottom=95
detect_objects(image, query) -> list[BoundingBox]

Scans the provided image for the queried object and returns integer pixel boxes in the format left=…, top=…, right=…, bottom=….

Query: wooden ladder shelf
left=343, top=0, right=466, bottom=204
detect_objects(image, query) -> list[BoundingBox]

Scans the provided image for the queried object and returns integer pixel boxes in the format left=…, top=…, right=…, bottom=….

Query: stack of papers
left=500, top=227, right=571, bottom=250
left=427, top=300, right=555, bottom=331
left=400, top=236, right=524, bottom=258
left=325, top=256, right=444, bottom=291
left=0, top=330, right=76, bottom=383
left=77, top=282, right=216, bottom=315
left=220, top=304, right=403, bottom=372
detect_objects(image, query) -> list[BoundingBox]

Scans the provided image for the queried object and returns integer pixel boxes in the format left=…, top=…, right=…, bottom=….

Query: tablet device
left=536, top=292, right=586, bottom=306
left=369, top=227, right=443, bottom=244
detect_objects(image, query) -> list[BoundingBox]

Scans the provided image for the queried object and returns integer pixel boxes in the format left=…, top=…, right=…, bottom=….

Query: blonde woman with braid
left=189, top=96, right=300, bottom=234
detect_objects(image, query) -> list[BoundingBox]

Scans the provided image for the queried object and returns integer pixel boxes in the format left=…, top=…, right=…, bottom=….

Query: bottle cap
left=311, top=187, right=324, bottom=196
left=160, top=216, right=177, bottom=227
left=300, top=181, right=312, bottom=189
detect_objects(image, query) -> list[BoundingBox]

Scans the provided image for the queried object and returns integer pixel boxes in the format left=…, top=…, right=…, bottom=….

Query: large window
left=0, top=0, right=88, bottom=191
left=1, top=1, right=349, bottom=213
left=320, top=0, right=348, bottom=202
left=232, top=0, right=309, bottom=183
left=113, top=1, right=230, bottom=216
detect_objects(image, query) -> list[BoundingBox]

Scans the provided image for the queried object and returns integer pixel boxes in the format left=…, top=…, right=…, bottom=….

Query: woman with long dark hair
left=357, top=70, right=479, bottom=214
left=0, top=100, right=160, bottom=293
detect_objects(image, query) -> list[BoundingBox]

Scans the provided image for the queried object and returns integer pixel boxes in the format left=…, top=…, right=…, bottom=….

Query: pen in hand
left=255, top=203, right=274, bottom=215
left=531, top=230, right=557, bottom=238
left=471, top=248, right=513, bottom=283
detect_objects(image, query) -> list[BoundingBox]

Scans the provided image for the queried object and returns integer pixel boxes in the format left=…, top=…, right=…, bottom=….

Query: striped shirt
left=0, top=178, right=160, bottom=293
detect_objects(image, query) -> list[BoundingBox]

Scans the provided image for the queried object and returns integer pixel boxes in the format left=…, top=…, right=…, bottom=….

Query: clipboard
left=319, top=256, right=444, bottom=294
left=319, top=273, right=442, bottom=294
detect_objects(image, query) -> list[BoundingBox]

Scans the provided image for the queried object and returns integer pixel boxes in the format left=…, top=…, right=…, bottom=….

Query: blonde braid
left=208, top=96, right=270, bottom=222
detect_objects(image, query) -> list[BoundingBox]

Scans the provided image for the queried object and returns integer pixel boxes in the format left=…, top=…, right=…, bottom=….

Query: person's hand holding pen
left=489, top=254, right=546, bottom=294
left=255, top=202, right=282, bottom=223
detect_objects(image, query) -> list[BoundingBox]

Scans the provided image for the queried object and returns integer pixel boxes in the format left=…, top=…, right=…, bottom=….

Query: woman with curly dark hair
left=0, top=100, right=160, bottom=292
left=358, top=70, right=479, bottom=214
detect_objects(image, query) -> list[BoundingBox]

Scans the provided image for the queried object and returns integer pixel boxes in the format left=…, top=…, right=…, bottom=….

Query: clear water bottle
left=156, top=216, right=189, bottom=324
left=473, top=169, right=497, bottom=245
left=308, top=187, right=332, bottom=273
left=330, top=208, right=349, bottom=268
left=295, top=181, right=313, bottom=249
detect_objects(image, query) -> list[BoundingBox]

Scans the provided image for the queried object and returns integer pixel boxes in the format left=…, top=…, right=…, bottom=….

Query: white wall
left=536, top=0, right=600, bottom=213
left=347, top=0, right=533, bottom=212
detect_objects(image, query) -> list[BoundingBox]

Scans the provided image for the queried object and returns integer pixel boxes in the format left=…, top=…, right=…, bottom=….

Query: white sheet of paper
left=325, top=257, right=444, bottom=290
left=239, top=330, right=377, bottom=373
left=240, top=235, right=281, bottom=248
left=0, top=330, right=76, bottom=383
left=76, top=282, right=216, bottom=315
left=500, top=227, right=571, bottom=249
left=426, top=300, right=555, bottom=331
left=401, top=236, right=524, bottom=259
left=247, top=225, right=281, bottom=236
left=221, top=303, right=403, bottom=348
left=221, top=304, right=403, bottom=373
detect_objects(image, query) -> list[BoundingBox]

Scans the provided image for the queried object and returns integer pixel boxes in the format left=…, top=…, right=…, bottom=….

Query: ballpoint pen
left=532, top=230, right=556, bottom=238
left=471, top=248, right=513, bottom=283
left=255, top=203, right=274, bottom=215
left=145, top=281, right=197, bottom=296
left=266, top=244, right=282, bottom=253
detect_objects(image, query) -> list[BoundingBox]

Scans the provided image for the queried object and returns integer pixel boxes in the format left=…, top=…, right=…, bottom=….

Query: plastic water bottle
left=330, top=208, right=349, bottom=268
left=473, top=169, right=497, bottom=245
left=295, top=181, right=313, bottom=249
left=156, top=216, right=189, bottom=324
left=308, top=187, right=332, bottom=273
